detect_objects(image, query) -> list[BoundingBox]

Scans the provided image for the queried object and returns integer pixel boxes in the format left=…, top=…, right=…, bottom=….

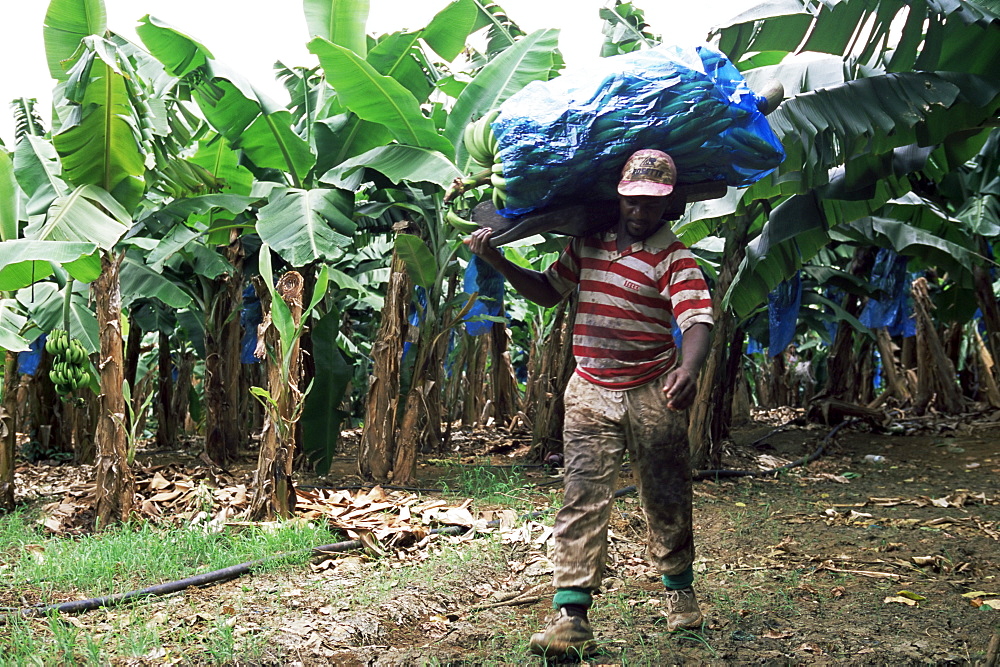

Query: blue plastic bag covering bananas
left=490, top=44, right=785, bottom=216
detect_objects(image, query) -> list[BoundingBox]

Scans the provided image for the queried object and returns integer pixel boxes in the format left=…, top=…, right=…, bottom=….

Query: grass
left=0, top=512, right=341, bottom=665
left=0, top=512, right=342, bottom=601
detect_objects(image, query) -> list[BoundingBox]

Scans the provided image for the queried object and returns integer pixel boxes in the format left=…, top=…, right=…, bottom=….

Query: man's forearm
left=679, top=323, right=711, bottom=373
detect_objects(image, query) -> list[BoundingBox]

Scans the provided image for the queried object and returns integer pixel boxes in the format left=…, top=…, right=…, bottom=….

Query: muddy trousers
left=551, top=373, right=694, bottom=591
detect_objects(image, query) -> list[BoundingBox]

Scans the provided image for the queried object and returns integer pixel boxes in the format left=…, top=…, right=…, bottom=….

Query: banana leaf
left=23, top=184, right=130, bottom=251
left=0, top=239, right=100, bottom=290
left=394, top=234, right=437, bottom=290
left=42, top=0, right=107, bottom=80
left=0, top=300, right=30, bottom=352
left=14, top=136, right=71, bottom=217
left=255, top=188, right=356, bottom=267
left=0, top=150, right=19, bottom=242
left=303, top=0, right=370, bottom=57
left=120, top=253, right=193, bottom=309
left=52, top=43, right=146, bottom=212
left=134, top=15, right=213, bottom=78
left=299, top=309, right=352, bottom=473
left=421, top=0, right=481, bottom=62
left=309, top=38, right=453, bottom=155
left=320, top=145, right=462, bottom=190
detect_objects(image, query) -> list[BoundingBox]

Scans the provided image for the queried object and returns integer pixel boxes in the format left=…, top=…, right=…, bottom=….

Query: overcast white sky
left=0, top=0, right=753, bottom=146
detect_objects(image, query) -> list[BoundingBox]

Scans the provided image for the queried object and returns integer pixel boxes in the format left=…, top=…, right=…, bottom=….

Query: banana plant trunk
left=358, top=251, right=410, bottom=481
left=1, top=351, right=17, bottom=511
left=204, top=237, right=245, bottom=465
left=92, top=252, right=135, bottom=528
left=822, top=246, right=875, bottom=402
left=526, top=298, right=576, bottom=461
left=912, top=277, right=965, bottom=414
left=248, top=271, right=304, bottom=520
left=488, top=323, right=522, bottom=426
left=155, top=330, right=176, bottom=449
left=688, top=219, right=749, bottom=468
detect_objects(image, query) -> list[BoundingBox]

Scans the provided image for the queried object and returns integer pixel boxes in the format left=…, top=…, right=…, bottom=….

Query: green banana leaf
left=14, top=136, right=71, bottom=217
left=303, top=0, right=370, bottom=57
left=394, top=234, right=437, bottom=290
left=23, top=184, right=130, bottom=251
left=421, top=0, right=481, bottom=62
left=0, top=150, right=19, bottom=242
left=192, top=63, right=316, bottom=185
left=137, top=20, right=316, bottom=185
left=52, top=43, right=146, bottom=212
left=444, top=28, right=561, bottom=169
left=320, top=145, right=462, bottom=190
left=42, top=0, right=107, bottom=80
left=714, top=0, right=1000, bottom=77
left=309, top=38, right=454, bottom=155
left=134, top=15, right=214, bottom=78
left=366, top=32, right=431, bottom=102
left=189, top=136, right=254, bottom=196
left=255, top=188, right=356, bottom=267
left=767, top=71, right=998, bottom=191
left=0, top=239, right=100, bottom=290
left=843, top=216, right=976, bottom=282
left=17, top=282, right=99, bottom=353
left=0, top=300, right=30, bottom=353
left=299, top=309, right=352, bottom=472
left=120, top=253, right=193, bottom=309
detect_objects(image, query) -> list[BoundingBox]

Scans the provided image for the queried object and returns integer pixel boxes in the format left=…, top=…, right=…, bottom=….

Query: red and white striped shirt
left=544, top=224, right=714, bottom=389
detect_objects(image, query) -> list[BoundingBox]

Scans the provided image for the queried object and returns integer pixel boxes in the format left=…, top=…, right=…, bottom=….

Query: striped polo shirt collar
left=600, top=221, right=677, bottom=256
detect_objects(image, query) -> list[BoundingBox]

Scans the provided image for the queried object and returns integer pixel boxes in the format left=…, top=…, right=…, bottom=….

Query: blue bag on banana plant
left=492, top=44, right=784, bottom=216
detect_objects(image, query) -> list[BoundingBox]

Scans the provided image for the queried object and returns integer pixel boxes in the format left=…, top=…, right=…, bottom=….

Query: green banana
left=490, top=173, right=507, bottom=191
left=491, top=187, right=506, bottom=210
left=463, top=121, right=488, bottom=167
left=444, top=208, right=480, bottom=233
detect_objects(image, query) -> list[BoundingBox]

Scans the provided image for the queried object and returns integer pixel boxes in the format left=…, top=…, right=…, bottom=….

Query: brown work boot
left=663, top=586, right=703, bottom=631
left=529, top=607, right=597, bottom=658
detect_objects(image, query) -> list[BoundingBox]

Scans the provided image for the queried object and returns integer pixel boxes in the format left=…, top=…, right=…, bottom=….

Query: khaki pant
left=551, top=372, right=693, bottom=590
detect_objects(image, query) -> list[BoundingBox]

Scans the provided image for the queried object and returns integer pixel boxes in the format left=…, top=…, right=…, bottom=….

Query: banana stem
left=62, top=278, right=74, bottom=333
left=443, top=168, right=495, bottom=205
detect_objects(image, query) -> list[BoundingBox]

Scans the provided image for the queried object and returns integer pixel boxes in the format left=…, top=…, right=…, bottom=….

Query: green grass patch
left=0, top=512, right=342, bottom=602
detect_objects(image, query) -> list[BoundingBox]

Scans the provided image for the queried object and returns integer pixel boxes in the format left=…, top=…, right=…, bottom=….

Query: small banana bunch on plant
left=445, top=109, right=506, bottom=233
left=45, top=330, right=91, bottom=398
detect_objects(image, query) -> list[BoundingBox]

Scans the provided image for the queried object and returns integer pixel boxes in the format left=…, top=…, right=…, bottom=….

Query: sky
left=0, top=0, right=754, bottom=147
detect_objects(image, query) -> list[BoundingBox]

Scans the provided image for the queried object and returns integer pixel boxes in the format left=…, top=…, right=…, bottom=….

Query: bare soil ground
left=4, top=411, right=1000, bottom=665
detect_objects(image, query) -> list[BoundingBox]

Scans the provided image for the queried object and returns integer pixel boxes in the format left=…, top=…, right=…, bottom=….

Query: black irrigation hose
left=1, top=421, right=854, bottom=623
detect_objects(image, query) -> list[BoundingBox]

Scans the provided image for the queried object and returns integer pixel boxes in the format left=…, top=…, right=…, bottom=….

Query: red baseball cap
left=617, top=149, right=677, bottom=197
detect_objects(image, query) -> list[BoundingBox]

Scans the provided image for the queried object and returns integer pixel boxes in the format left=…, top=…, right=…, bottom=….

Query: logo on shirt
left=623, top=279, right=642, bottom=291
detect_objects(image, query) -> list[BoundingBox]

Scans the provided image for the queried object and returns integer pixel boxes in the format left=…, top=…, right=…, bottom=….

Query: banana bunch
left=490, top=158, right=507, bottom=211
left=157, top=159, right=227, bottom=198
left=44, top=330, right=91, bottom=397
left=462, top=109, right=500, bottom=168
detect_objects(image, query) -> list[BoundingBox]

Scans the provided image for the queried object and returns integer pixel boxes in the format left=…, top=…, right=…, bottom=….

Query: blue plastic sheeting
left=463, top=255, right=506, bottom=336
left=240, top=284, right=263, bottom=364
left=403, top=287, right=429, bottom=361
left=859, top=249, right=916, bottom=338
left=17, top=334, right=46, bottom=376
left=492, top=44, right=784, bottom=216
left=768, top=271, right=802, bottom=357
left=747, top=337, right=765, bottom=355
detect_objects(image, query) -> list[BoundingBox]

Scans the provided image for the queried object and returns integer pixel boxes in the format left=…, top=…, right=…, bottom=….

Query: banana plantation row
left=1, top=0, right=999, bottom=530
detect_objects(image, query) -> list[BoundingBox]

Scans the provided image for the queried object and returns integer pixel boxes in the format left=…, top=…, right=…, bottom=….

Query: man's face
left=618, top=194, right=671, bottom=240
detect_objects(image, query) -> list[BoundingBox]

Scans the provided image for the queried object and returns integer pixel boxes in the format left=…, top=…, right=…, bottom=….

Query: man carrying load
left=465, top=149, right=713, bottom=658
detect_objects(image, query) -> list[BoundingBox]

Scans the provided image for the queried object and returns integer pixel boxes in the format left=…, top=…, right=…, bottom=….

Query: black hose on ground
left=1, top=421, right=853, bottom=623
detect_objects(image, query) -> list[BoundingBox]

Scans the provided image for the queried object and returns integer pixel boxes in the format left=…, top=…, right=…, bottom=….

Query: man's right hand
left=463, top=227, right=505, bottom=267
